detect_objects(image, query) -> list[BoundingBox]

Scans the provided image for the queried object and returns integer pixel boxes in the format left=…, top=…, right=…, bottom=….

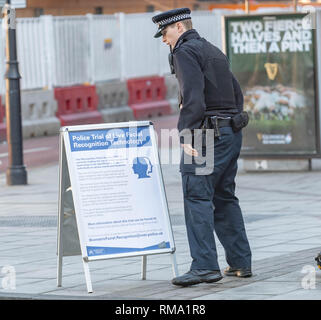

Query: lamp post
left=245, top=0, right=250, bottom=14
left=3, top=0, right=27, bottom=185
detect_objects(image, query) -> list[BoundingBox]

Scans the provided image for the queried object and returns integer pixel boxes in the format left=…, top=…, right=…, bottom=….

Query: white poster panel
left=62, top=122, right=175, bottom=261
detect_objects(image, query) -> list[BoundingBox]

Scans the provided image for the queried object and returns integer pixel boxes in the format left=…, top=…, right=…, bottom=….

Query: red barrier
left=127, top=76, right=171, bottom=119
left=54, top=85, right=103, bottom=126
left=0, top=97, right=6, bottom=141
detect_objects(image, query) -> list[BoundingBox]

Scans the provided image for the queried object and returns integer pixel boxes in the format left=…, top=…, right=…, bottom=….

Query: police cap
left=152, top=7, right=191, bottom=38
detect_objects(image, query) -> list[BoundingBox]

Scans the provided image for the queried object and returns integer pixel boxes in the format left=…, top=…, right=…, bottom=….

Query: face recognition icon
left=132, top=157, right=153, bottom=179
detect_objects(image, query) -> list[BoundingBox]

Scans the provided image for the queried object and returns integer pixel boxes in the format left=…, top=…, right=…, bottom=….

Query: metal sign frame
left=56, top=121, right=179, bottom=293
left=222, top=12, right=321, bottom=159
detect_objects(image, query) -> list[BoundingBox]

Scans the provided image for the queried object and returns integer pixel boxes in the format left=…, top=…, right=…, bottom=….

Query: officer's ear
left=176, top=21, right=185, bottom=33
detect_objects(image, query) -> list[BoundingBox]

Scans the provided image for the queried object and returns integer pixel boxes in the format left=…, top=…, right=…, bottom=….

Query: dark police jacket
left=172, top=29, right=244, bottom=134
left=171, top=29, right=244, bottom=173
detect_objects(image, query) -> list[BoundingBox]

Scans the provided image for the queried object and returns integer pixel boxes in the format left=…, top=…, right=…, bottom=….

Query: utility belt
left=201, top=111, right=249, bottom=138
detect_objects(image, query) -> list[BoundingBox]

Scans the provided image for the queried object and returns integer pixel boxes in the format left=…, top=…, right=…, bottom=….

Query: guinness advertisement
left=224, top=13, right=320, bottom=157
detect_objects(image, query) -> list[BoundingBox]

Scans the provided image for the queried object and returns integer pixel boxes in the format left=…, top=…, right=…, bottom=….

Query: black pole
left=4, top=0, right=27, bottom=185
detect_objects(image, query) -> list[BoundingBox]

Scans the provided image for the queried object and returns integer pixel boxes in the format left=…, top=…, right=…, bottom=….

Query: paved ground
left=0, top=114, right=321, bottom=300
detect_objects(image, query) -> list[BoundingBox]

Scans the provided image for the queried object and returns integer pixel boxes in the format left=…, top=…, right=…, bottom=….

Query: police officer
left=152, top=8, right=252, bottom=287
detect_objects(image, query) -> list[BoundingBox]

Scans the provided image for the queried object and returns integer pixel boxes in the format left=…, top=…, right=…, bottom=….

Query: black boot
left=223, top=266, right=252, bottom=278
left=172, top=270, right=223, bottom=287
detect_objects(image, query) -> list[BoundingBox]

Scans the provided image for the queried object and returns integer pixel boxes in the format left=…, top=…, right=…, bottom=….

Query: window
left=34, top=8, right=44, bottom=17
left=95, top=7, right=103, bottom=14
left=146, top=5, right=155, bottom=12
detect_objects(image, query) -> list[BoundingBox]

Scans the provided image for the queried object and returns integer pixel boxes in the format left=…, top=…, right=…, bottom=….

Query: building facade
left=14, top=0, right=321, bottom=18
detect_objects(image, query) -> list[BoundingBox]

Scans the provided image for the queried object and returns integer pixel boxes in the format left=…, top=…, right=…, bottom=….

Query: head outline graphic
left=132, top=157, right=153, bottom=179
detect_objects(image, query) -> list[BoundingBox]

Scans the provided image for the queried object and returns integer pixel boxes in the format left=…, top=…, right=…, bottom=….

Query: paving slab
left=1, top=128, right=321, bottom=300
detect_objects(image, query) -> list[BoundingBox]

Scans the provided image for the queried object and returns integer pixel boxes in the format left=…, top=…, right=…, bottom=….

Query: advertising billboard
left=224, top=13, right=320, bottom=157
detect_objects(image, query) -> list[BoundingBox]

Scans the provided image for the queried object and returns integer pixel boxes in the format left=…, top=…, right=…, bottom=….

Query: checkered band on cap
left=152, top=8, right=191, bottom=38
left=158, top=13, right=191, bottom=27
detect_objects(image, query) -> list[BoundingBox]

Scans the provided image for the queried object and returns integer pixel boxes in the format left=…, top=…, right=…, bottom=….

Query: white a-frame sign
left=57, top=121, right=178, bottom=293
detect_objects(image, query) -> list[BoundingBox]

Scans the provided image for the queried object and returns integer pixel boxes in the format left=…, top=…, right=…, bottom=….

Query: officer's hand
left=181, top=143, right=199, bottom=157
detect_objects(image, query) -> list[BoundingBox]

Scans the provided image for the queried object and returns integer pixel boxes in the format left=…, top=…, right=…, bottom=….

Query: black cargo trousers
left=181, top=126, right=252, bottom=271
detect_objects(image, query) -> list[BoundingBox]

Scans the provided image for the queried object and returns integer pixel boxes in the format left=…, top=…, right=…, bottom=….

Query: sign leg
left=57, top=133, right=65, bottom=287
left=57, top=251, right=63, bottom=287
left=171, top=252, right=179, bottom=277
left=141, top=255, right=147, bottom=280
left=57, top=201, right=63, bottom=287
left=82, top=260, right=93, bottom=293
